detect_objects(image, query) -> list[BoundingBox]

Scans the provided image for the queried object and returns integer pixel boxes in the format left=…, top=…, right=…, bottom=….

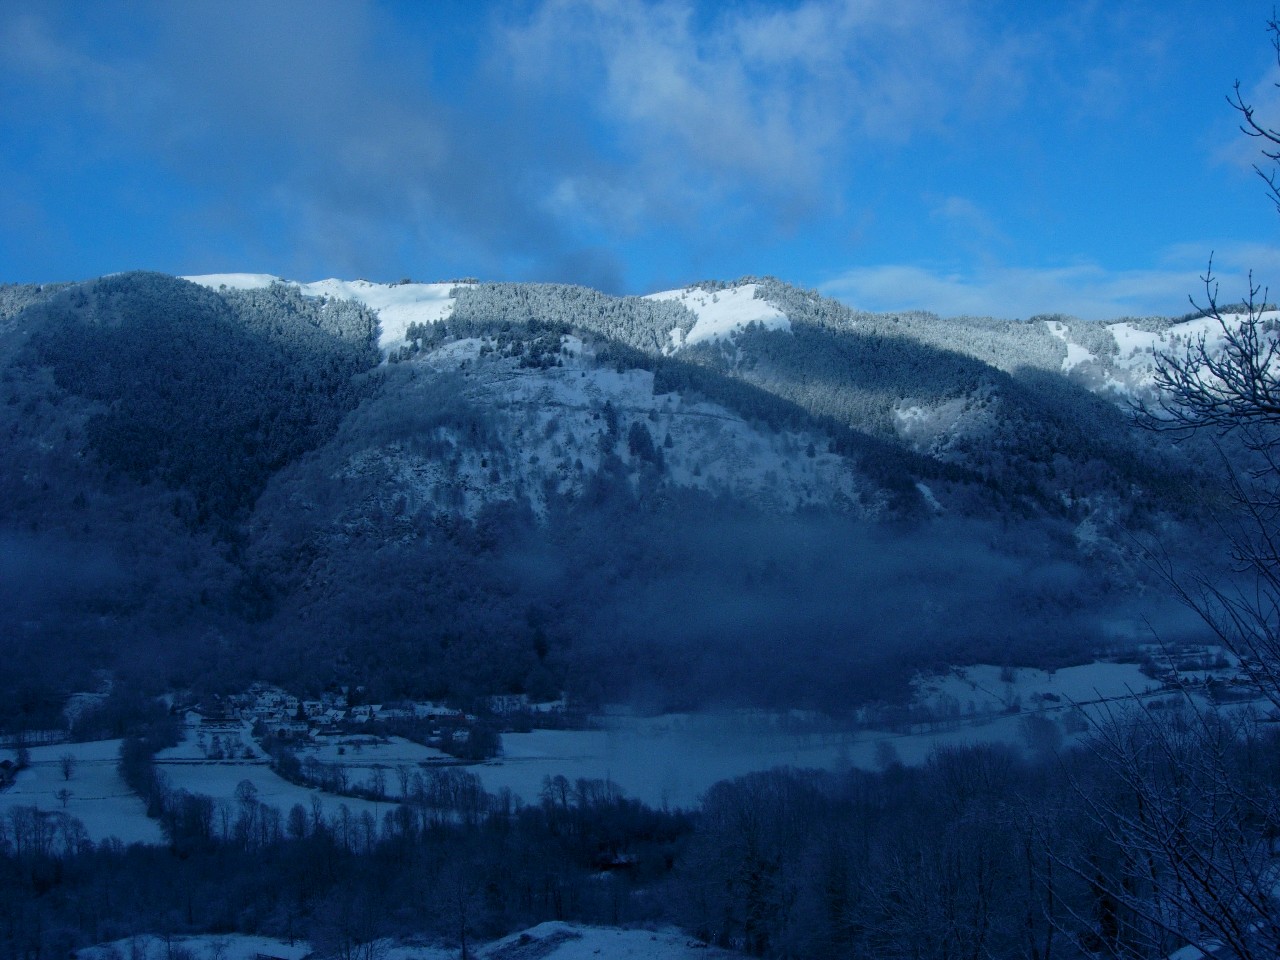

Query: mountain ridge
left=0, top=270, right=1222, bottom=724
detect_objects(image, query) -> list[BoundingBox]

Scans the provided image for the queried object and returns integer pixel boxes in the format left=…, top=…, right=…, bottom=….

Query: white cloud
left=500, top=0, right=1031, bottom=217
left=820, top=246, right=1280, bottom=320
left=928, top=195, right=1008, bottom=253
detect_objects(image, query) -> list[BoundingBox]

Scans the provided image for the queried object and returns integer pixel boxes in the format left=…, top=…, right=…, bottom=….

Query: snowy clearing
left=476, top=661, right=1196, bottom=809
left=913, top=661, right=1160, bottom=716
left=1045, top=319, right=1097, bottom=372
left=1107, top=310, right=1280, bottom=381
left=647, top=284, right=790, bottom=348
left=182, top=274, right=467, bottom=356
left=74, top=921, right=738, bottom=960
left=155, top=723, right=391, bottom=821
left=478, top=708, right=1057, bottom=810
left=295, top=735, right=452, bottom=797
left=295, top=278, right=461, bottom=354
left=0, top=740, right=161, bottom=845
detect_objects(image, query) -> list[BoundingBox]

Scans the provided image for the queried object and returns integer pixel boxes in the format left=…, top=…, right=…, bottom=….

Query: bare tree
left=1074, top=17, right=1280, bottom=959
left=1133, top=259, right=1280, bottom=712
left=58, top=752, right=75, bottom=781
left=1230, top=12, right=1280, bottom=218
left=1059, top=703, right=1280, bottom=960
left=1126, top=14, right=1280, bottom=710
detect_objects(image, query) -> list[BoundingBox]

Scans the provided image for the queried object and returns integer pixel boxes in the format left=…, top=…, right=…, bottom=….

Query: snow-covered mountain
left=0, top=270, right=1222, bottom=716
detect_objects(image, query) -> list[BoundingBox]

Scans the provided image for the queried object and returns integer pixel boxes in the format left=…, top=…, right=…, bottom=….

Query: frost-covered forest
left=6, top=719, right=1275, bottom=960
left=0, top=267, right=1272, bottom=960
left=0, top=271, right=1221, bottom=730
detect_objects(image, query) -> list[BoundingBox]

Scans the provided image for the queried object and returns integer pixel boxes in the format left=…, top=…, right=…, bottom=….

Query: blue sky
left=3, top=1, right=1280, bottom=319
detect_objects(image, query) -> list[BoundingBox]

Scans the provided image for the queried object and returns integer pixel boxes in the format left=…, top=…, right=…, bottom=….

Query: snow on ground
left=361, top=340, right=867, bottom=522
left=913, top=661, right=1160, bottom=716
left=915, top=481, right=943, bottom=512
left=478, top=922, right=739, bottom=960
left=295, top=278, right=461, bottom=354
left=182, top=274, right=467, bottom=356
left=155, top=724, right=389, bottom=821
left=75, top=933, right=314, bottom=960
left=1045, top=320, right=1096, bottom=372
left=1107, top=310, right=1280, bottom=382
left=296, top=735, right=451, bottom=797
left=647, top=284, right=789, bottom=348
left=157, top=717, right=263, bottom=761
left=74, top=922, right=737, bottom=960
left=0, top=740, right=162, bottom=845
left=478, top=705, right=1071, bottom=810
left=477, top=661, right=1193, bottom=810
left=181, top=272, right=282, bottom=291
left=157, top=755, right=388, bottom=821
left=480, top=717, right=849, bottom=810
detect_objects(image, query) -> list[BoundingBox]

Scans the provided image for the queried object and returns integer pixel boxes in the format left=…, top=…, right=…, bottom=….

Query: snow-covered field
left=156, top=759, right=392, bottom=820
left=155, top=725, right=389, bottom=821
left=75, top=921, right=739, bottom=960
left=294, top=735, right=452, bottom=797
left=476, top=661, right=1186, bottom=810
left=0, top=661, right=1220, bottom=843
left=912, top=661, right=1161, bottom=716
left=0, top=739, right=162, bottom=845
left=477, top=711, right=1011, bottom=809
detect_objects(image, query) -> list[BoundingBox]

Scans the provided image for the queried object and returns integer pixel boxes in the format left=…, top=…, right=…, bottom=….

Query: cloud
left=499, top=0, right=1031, bottom=223
left=0, top=1, right=621, bottom=285
left=928, top=195, right=1009, bottom=257
left=0, top=1, right=1262, bottom=299
left=819, top=245, right=1280, bottom=320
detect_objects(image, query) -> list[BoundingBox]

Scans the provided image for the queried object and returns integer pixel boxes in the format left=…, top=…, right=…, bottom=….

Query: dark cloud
left=0, top=0, right=616, bottom=286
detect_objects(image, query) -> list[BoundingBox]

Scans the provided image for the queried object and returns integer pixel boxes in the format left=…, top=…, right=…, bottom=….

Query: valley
left=0, top=269, right=1266, bottom=960
left=1, top=653, right=1234, bottom=843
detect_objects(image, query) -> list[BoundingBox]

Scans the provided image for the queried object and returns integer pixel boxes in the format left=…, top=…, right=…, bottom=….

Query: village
left=178, top=682, right=575, bottom=765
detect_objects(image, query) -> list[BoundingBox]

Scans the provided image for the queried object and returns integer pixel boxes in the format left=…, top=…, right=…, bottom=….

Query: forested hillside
left=0, top=271, right=1219, bottom=728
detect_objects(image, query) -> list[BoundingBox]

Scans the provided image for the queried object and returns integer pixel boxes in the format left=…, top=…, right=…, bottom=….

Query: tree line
left=4, top=713, right=1276, bottom=959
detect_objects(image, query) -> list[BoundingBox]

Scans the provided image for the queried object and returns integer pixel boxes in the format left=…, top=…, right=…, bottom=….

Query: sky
left=3, top=1, right=1280, bottom=320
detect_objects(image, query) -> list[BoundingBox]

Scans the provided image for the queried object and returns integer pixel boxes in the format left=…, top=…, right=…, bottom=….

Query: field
left=0, top=660, right=1227, bottom=837
left=73, top=921, right=741, bottom=960
left=292, top=734, right=453, bottom=796
left=155, top=723, right=390, bottom=822
left=475, top=661, right=1182, bottom=809
left=0, top=740, right=162, bottom=845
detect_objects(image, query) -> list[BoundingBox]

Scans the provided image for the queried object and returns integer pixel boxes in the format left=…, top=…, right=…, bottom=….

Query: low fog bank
left=0, top=499, right=1217, bottom=726
left=559, top=511, right=1196, bottom=713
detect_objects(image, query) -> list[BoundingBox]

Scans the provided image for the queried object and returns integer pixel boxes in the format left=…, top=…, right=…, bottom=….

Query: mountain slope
left=0, top=271, right=1219, bottom=722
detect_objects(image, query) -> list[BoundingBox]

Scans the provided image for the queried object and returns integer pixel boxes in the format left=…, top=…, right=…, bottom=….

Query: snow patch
left=183, top=272, right=282, bottom=291
left=1108, top=310, right=1280, bottom=376
left=183, top=274, right=469, bottom=356
left=646, top=284, right=790, bottom=348
left=1045, top=319, right=1096, bottom=372
left=296, top=278, right=463, bottom=354
left=481, top=922, right=735, bottom=959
